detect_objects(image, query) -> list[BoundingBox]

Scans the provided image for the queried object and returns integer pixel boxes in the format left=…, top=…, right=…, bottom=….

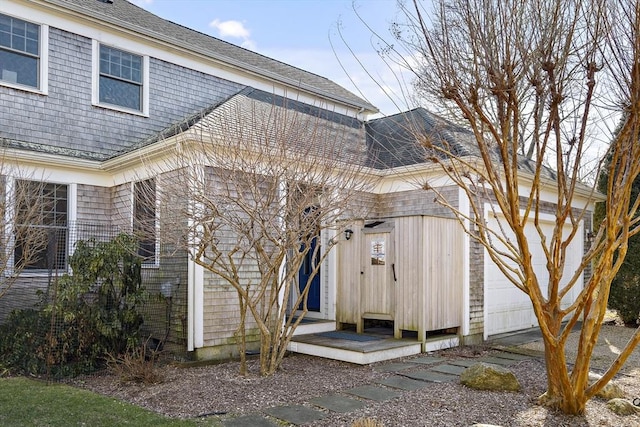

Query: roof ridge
left=42, top=0, right=376, bottom=112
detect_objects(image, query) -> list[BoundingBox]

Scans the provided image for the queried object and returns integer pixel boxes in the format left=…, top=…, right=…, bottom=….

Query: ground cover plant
left=0, top=377, right=217, bottom=427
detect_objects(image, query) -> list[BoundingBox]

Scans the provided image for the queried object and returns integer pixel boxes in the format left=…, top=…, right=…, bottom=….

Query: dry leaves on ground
left=70, top=324, right=640, bottom=426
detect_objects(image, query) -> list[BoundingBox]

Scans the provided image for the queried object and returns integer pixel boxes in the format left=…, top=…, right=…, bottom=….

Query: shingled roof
left=365, top=108, right=559, bottom=182
left=43, top=0, right=376, bottom=112
left=365, top=108, right=478, bottom=169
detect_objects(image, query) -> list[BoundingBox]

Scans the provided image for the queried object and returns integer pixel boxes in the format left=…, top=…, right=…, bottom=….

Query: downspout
left=187, top=164, right=205, bottom=352
left=459, top=187, right=470, bottom=338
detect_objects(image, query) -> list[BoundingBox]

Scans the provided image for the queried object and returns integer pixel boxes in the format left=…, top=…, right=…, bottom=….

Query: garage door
left=485, top=214, right=583, bottom=337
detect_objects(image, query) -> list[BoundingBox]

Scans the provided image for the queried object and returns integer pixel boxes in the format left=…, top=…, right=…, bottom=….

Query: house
left=1, top=0, right=597, bottom=363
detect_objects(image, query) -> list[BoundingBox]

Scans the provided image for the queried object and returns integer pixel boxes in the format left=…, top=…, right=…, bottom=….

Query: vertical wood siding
left=422, top=216, right=463, bottom=331
left=337, top=215, right=463, bottom=339
left=336, top=220, right=363, bottom=325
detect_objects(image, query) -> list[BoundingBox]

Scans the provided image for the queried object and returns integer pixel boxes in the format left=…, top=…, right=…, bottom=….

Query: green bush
left=0, top=309, right=48, bottom=375
left=0, top=233, right=146, bottom=377
left=609, top=273, right=640, bottom=325
left=607, top=222, right=640, bottom=325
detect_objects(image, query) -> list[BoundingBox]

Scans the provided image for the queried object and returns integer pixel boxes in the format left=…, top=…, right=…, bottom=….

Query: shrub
left=0, top=309, right=48, bottom=375
left=608, top=273, right=640, bottom=325
left=106, top=339, right=163, bottom=384
left=0, top=233, right=146, bottom=377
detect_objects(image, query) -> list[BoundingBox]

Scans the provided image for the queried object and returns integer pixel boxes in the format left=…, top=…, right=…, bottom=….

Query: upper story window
left=94, top=43, right=151, bottom=114
left=0, top=13, right=48, bottom=92
left=99, top=45, right=142, bottom=110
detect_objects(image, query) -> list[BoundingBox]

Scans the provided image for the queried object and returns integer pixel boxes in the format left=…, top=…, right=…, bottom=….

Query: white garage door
left=485, top=214, right=583, bottom=337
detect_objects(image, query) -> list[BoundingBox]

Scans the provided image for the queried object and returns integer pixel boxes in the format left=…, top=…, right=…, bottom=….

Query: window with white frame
left=98, top=44, right=144, bottom=111
left=14, top=181, right=68, bottom=271
left=133, top=179, right=157, bottom=264
left=0, top=13, right=45, bottom=90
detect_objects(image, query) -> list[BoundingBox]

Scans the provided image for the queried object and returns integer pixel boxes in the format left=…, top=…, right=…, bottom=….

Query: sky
left=128, top=0, right=415, bottom=116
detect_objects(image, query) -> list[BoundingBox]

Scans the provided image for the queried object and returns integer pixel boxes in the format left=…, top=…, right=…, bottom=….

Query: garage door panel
left=486, top=214, right=583, bottom=337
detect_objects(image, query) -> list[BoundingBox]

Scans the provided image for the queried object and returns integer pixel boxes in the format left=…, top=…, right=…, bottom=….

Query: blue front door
left=299, top=236, right=321, bottom=311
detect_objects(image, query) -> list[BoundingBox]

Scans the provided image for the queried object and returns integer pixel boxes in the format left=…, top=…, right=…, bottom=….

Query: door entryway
left=299, top=235, right=321, bottom=312
left=360, top=230, right=394, bottom=327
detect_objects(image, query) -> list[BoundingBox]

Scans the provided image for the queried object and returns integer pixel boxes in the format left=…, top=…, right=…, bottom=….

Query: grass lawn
left=0, top=377, right=220, bottom=427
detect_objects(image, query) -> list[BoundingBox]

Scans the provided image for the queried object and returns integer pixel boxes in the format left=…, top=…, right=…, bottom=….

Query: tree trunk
left=539, top=346, right=586, bottom=415
left=236, top=291, right=248, bottom=376
left=536, top=310, right=587, bottom=415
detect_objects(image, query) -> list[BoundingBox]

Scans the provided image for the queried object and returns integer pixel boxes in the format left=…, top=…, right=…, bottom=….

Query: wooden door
left=298, top=236, right=321, bottom=311
left=360, top=230, right=395, bottom=324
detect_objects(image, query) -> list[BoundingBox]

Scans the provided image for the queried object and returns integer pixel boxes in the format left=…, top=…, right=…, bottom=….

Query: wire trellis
left=0, top=221, right=189, bottom=380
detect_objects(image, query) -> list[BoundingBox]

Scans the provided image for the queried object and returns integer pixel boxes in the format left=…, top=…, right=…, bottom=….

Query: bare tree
left=0, top=160, right=53, bottom=300
left=154, top=91, right=375, bottom=375
left=354, top=0, right=640, bottom=415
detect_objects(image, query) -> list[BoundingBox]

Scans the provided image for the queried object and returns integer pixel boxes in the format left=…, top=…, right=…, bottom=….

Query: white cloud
left=209, top=19, right=256, bottom=50
left=241, top=40, right=257, bottom=51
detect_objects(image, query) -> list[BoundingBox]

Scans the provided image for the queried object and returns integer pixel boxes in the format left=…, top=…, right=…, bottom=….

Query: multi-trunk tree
left=372, top=0, right=640, bottom=415
left=155, top=92, right=375, bottom=375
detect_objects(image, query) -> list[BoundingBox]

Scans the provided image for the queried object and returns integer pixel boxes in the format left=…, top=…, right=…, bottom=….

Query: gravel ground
left=70, top=324, right=640, bottom=427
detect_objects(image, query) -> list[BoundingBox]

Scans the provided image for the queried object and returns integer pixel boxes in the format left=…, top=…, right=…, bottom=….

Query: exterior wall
left=0, top=27, right=244, bottom=158
left=376, top=186, right=459, bottom=218
left=198, top=167, right=262, bottom=357
left=465, top=236, right=485, bottom=344
left=111, top=183, right=132, bottom=231
left=0, top=277, right=50, bottom=323
left=76, top=184, right=111, bottom=224
left=336, top=220, right=365, bottom=326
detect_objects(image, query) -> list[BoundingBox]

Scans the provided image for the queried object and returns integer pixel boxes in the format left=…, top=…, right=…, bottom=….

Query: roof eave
left=40, top=0, right=378, bottom=114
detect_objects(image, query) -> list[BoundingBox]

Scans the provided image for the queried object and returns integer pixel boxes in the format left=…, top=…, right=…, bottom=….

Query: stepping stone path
left=374, top=362, right=418, bottom=372
left=376, top=376, right=431, bottom=391
left=430, top=364, right=468, bottom=375
left=264, top=405, right=326, bottom=425
left=223, top=350, right=536, bottom=425
left=448, top=358, right=479, bottom=368
left=476, top=356, right=519, bottom=366
left=309, top=394, right=365, bottom=413
left=344, top=385, right=402, bottom=402
left=403, top=369, right=459, bottom=383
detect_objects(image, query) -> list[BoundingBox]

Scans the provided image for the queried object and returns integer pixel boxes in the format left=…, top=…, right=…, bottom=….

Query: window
left=99, top=44, right=143, bottom=111
left=14, top=181, right=68, bottom=271
left=0, top=13, right=41, bottom=89
left=133, top=179, right=156, bottom=263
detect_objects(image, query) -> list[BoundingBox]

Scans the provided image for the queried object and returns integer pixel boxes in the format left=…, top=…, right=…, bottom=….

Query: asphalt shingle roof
left=366, top=108, right=478, bottom=169
left=365, top=108, right=560, bottom=183
left=44, top=0, right=376, bottom=112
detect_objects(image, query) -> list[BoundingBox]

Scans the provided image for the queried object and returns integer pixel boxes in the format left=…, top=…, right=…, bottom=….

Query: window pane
left=0, top=15, right=11, bottom=35
left=0, top=14, right=39, bottom=53
left=0, top=14, right=39, bottom=88
left=0, top=32, right=9, bottom=48
left=11, top=34, right=25, bottom=51
left=14, top=181, right=68, bottom=271
left=134, top=179, right=156, bottom=262
left=25, top=39, right=38, bottom=56
left=99, top=75, right=141, bottom=110
left=0, top=49, right=38, bottom=87
left=100, top=45, right=142, bottom=83
left=26, top=24, right=38, bottom=43
left=11, top=21, right=25, bottom=38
